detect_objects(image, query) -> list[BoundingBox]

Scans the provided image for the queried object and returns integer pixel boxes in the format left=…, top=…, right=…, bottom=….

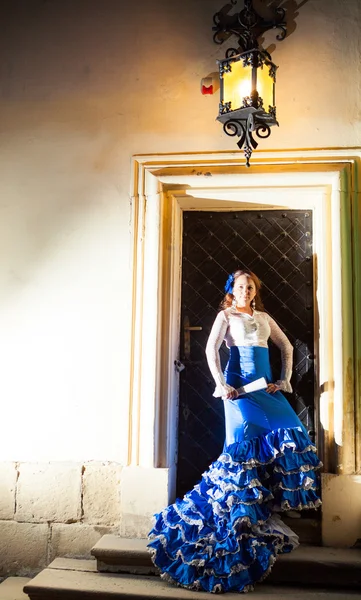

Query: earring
left=232, top=297, right=237, bottom=307
left=251, top=298, right=256, bottom=309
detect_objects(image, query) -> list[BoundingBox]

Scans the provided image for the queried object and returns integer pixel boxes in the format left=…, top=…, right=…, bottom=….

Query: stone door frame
left=121, top=149, right=361, bottom=542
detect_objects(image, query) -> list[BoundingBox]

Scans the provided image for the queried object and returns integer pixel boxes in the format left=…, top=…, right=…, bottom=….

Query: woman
left=148, top=269, right=322, bottom=593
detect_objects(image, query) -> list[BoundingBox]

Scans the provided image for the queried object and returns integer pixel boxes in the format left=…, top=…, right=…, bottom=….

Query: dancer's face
left=233, top=275, right=257, bottom=309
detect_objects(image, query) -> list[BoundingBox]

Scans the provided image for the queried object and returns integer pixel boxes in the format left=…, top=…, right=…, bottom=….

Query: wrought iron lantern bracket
left=213, top=0, right=287, bottom=53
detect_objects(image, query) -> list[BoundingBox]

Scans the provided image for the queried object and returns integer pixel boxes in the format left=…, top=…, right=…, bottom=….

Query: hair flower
left=224, top=273, right=235, bottom=294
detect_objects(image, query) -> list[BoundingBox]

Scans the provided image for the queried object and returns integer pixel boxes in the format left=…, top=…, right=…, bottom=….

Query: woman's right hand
left=266, top=383, right=280, bottom=394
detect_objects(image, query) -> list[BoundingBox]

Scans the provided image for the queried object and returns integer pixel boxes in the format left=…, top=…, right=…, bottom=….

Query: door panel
left=176, top=210, right=314, bottom=498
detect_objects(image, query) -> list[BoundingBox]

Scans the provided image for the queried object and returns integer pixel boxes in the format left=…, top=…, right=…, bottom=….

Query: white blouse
left=205, top=308, right=293, bottom=398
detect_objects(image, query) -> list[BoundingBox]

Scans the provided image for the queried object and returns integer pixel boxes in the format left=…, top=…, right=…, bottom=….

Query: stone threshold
left=0, top=576, right=32, bottom=600
left=23, top=543, right=361, bottom=600
left=23, top=561, right=361, bottom=600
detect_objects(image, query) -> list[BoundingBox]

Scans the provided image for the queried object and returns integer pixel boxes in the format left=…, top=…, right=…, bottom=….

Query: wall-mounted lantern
left=211, top=0, right=287, bottom=166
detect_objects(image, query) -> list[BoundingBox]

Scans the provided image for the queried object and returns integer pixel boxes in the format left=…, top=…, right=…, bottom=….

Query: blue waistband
left=225, top=346, right=272, bottom=386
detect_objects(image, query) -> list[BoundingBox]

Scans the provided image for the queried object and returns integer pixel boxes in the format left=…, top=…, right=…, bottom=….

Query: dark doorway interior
left=176, top=210, right=314, bottom=499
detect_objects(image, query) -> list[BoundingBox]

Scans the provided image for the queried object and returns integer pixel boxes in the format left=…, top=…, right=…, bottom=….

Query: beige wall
left=1, top=0, right=360, bottom=463
left=0, top=0, right=360, bottom=571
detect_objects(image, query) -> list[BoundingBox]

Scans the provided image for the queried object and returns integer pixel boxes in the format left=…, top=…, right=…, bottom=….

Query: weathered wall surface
left=0, top=462, right=121, bottom=576
left=0, top=0, right=360, bottom=570
left=321, top=473, right=361, bottom=548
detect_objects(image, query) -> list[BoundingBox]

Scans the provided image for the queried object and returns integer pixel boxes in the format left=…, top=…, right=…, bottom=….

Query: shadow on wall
left=263, top=0, right=310, bottom=52
left=0, top=0, right=231, bottom=159
left=213, top=0, right=311, bottom=55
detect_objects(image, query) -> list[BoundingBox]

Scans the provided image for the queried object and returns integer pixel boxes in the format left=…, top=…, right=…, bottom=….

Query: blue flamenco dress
left=148, top=309, right=322, bottom=593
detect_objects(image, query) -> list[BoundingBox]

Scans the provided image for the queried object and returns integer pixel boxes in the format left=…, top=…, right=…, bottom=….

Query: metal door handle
left=184, top=316, right=202, bottom=359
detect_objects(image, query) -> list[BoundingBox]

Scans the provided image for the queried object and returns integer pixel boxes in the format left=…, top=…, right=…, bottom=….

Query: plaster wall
left=0, top=0, right=360, bottom=570
left=0, top=0, right=360, bottom=462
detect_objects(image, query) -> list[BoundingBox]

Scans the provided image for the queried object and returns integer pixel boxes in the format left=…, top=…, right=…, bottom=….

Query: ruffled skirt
left=148, top=346, right=322, bottom=593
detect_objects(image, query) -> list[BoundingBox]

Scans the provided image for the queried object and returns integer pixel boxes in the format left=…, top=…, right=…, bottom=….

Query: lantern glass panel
left=256, top=64, right=274, bottom=113
left=223, top=61, right=252, bottom=111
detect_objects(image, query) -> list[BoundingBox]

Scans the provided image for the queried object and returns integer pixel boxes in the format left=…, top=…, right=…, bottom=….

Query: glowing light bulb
left=238, top=79, right=252, bottom=101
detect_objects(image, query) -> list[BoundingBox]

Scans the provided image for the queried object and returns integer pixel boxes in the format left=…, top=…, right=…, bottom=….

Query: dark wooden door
left=176, top=210, right=314, bottom=498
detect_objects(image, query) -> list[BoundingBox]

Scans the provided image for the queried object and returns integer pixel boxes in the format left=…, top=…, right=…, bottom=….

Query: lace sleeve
left=267, top=314, right=293, bottom=393
left=205, top=311, right=236, bottom=398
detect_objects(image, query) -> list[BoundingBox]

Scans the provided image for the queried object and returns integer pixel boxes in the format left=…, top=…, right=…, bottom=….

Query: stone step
left=91, top=536, right=155, bottom=575
left=0, top=576, right=32, bottom=600
left=91, top=529, right=322, bottom=576
left=22, top=558, right=361, bottom=600
left=281, top=516, right=321, bottom=545
left=91, top=517, right=321, bottom=575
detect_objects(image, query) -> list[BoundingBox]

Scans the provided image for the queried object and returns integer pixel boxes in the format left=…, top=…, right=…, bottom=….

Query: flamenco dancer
left=148, top=269, right=322, bottom=593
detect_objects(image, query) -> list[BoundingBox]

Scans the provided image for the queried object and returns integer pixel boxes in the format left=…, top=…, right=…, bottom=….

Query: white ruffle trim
left=274, top=463, right=321, bottom=475
left=171, top=503, right=204, bottom=529
left=205, top=476, right=262, bottom=496
left=217, top=440, right=318, bottom=470
left=151, top=517, right=298, bottom=594
left=273, top=498, right=322, bottom=511
left=161, top=570, right=254, bottom=594
left=271, top=476, right=315, bottom=492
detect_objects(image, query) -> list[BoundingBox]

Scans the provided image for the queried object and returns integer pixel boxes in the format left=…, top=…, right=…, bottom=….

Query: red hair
left=220, top=269, right=264, bottom=311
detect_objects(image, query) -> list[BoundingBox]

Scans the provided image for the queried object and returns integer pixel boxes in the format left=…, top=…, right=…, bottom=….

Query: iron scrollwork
left=223, top=113, right=272, bottom=167
left=219, top=62, right=232, bottom=77
left=269, top=63, right=277, bottom=80
left=225, top=47, right=239, bottom=59
left=268, top=105, right=277, bottom=120
left=219, top=101, right=232, bottom=114
left=213, top=0, right=287, bottom=52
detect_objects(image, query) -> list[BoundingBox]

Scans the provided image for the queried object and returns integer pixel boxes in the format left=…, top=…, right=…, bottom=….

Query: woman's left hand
left=266, top=383, right=280, bottom=394
left=224, top=387, right=239, bottom=400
